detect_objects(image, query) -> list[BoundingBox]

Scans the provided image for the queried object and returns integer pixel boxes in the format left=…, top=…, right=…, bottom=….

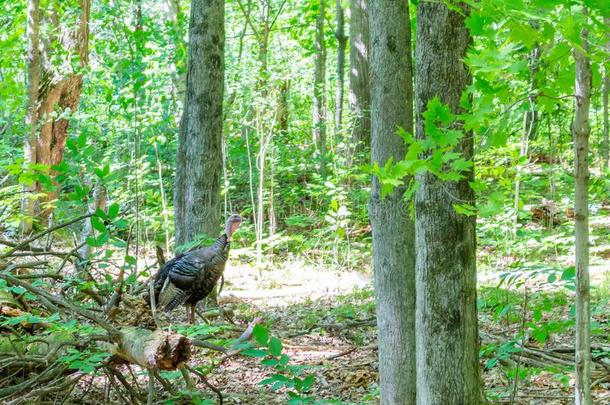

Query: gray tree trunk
left=174, top=0, right=225, bottom=247
left=573, top=19, right=592, bottom=405
left=312, top=0, right=327, bottom=159
left=414, top=3, right=480, bottom=404
left=334, top=0, right=346, bottom=136
left=369, top=1, right=415, bottom=403
left=22, top=0, right=41, bottom=234
left=348, top=0, right=370, bottom=155
left=602, top=16, right=609, bottom=170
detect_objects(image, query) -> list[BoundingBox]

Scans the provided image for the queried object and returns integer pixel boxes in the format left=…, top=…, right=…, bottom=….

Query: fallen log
left=104, top=327, right=191, bottom=371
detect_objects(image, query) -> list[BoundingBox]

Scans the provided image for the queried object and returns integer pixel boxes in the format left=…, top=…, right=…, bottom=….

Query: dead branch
left=0, top=214, right=93, bottom=259
left=0, top=271, right=117, bottom=335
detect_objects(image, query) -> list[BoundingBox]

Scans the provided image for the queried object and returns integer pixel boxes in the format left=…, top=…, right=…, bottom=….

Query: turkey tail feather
left=158, top=279, right=190, bottom=312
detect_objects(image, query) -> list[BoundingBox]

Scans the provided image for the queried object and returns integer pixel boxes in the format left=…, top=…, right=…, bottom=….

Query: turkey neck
left=212, top=233, right=230, bottom=255
left=195, top=233, right=230, bottom=267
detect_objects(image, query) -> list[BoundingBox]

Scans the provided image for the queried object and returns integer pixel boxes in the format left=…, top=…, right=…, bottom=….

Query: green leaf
left=107, top=203, right=119, bottom=219
left=77, top=132, right=87, bottom=148
left=561, top=267, right=575, bottom=281
left=300, top=374, right=315, bottom=392
left=453, top=204, right=477, bottom=216
left=241, top=349, right=268, bottom=358
left=91, top=216, right=106, bottom=233
left=124, top=255, right=137, bottom=266
left=86, top=231, right=109, bottom=247
left=253, top=324, right=269, bottom=346
left=268, top=337, right=283, bottom=357
left=261, top=358, right=279, bottom=366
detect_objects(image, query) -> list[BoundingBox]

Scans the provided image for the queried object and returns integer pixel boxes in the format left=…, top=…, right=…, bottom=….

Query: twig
left=510, top=283, right=529, bottom=405
left=191, top=340, right=228, bottom=353
left=186, top=364, right=224, bottom=405
left=229, top=316, right=263, bottom=351
left=106, top=365, right=142, bottom=404
left=152, top=369, right=177, bottom=396
left=147, top=369, right=154, bottom=405
left=325, top=346, right=357, bottom=361
left=105, top=369, right=131, bottom=405
left=180, top=364, right=195, bottom=390
left=0, top=271, right=118, bottom=336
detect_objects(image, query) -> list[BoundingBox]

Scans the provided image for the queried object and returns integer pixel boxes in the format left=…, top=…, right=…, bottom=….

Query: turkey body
left=153, top=234, right=230, bottom=322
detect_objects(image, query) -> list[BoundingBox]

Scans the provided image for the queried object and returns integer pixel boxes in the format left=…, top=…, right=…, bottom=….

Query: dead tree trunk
left=23, top=0, right=91, bottom=224
left=573, top=16, right=592, bottom=405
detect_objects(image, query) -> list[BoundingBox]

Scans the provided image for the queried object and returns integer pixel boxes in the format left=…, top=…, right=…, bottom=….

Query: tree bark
left=174, top=0, right=225, bottom=247
left=369, top=1, right=415, bottom=403
left=348, top=0, right=370, bottom=156
left=414, top=2, right=480, bottom=404
left=312, top=0, right=327, bottom=160
left=162, top=0, right=186, bottom=104
left=22, top=0, right=41, bottom=234
left=602, top=16, right=609, bottom=170
left=23, top=0, right=91, bottom=223
left=334, top=0, right=346, bottom=136
left=573, top=17, right=592, bottom=405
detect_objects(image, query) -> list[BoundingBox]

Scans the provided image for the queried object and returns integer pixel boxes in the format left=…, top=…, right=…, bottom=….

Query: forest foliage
left=0, top=0, right=609, bottom=403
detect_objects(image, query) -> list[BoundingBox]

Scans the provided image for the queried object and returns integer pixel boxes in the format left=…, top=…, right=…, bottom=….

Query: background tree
left=348, top=0, right=370, bottom=157
left=312, top=0, right=327, bottom=161
left=334, top=0, right=346, bottom=137
left=414, top=2, right=480, bottom=404
left=573, top=14, right=592, bottom=405
left=603, top=16, right=609, bottom=170
left=21, top=0, right=91, bottom=225
left=174, top=0, right=225, bottom=246
left=369, top=1, right=415, bottom=403
left=22, top=0, right=41, bottom=234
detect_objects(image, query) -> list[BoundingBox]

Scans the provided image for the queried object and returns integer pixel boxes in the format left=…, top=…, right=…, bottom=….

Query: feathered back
left=154, top=233, right=231, bottom=312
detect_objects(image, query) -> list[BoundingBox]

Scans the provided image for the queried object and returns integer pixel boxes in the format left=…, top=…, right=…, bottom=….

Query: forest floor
left=178, top=248, right=610, bottom=405
left=4, top=212, right=609, bottom=404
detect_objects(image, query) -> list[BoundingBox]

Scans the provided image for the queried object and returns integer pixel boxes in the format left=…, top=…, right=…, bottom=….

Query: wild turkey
left=152, top=214, right=242, bottom=324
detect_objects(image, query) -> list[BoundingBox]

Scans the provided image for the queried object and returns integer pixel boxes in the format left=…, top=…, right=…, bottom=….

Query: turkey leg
left=187, top=304, right=196, bottom=324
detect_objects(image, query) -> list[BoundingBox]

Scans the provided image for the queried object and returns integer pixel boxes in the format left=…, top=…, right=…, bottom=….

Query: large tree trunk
left=334, top=0, right=346, bottom=136
left=348, top=0, right=370, bottom=156
left=312, top=0, right=327, bottom=160
left=414, top=2, right=480, bottom=404
left=22, top=0, right=41, bottom=234
left=573, top=17, right=592, bottom=405
left=22, top=0, right=91, bottom=225
left=174, top=0, right=225, bottom=247
left=368, top=1, right=415, bottom=403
